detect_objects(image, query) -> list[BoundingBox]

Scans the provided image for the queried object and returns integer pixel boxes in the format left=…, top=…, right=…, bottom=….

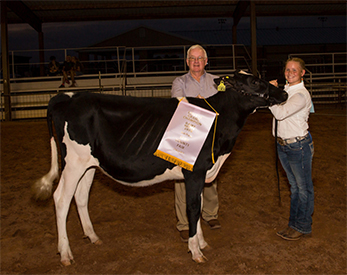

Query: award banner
left=154, top=100, right=216, bottom=171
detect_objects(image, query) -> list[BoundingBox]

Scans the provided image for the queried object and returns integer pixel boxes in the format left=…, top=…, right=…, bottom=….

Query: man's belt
left=277, top=133, right=309, bottom=146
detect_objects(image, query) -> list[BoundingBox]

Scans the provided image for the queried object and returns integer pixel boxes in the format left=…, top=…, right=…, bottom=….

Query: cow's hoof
left=193, top=255, right=208, bottom=264
left=93, top=239, right=103, bottom=245
left=61, top=259, right=74, bottom=266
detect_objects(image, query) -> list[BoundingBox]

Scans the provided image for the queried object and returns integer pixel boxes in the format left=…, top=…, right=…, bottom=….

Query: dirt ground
left=1, top=106, right=346, bottom=274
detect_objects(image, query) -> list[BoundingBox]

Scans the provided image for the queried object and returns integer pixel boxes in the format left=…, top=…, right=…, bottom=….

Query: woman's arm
left=269, top=93, right=306, bottom=120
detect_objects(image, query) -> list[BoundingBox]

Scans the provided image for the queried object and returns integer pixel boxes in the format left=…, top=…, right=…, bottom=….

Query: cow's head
left=214, top=70, right=288, bottom=107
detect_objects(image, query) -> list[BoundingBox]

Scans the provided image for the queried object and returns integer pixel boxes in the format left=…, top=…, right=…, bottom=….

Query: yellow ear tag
left=218, top=80, right=226, bottom=92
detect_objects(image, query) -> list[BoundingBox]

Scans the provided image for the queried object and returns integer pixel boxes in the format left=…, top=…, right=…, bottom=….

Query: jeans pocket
left=288, top=142, right=302, bottom=151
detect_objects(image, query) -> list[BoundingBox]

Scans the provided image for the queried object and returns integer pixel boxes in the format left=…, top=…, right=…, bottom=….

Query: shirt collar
left=188, top=70, right=206, bottom=79
left=285, top=81, right=305, bottom=91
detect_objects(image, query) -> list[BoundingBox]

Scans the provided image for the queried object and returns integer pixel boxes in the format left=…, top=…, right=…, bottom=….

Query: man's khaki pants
left=175, top=180, right=219, bottom=231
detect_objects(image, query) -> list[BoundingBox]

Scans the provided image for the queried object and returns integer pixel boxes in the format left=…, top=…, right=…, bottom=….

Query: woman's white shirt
left=269, top=82, right=312, bottom=139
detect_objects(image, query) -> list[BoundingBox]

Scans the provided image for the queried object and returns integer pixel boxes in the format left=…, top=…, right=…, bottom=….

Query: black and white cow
left=33, top=71, right=287, bottom=265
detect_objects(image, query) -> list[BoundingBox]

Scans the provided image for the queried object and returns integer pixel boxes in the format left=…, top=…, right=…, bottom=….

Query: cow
left=33, top=70, right=287, bottom=265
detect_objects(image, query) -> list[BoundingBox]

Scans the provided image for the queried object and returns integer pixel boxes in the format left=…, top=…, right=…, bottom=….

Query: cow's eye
left=252, top=80, right=259, bottom=86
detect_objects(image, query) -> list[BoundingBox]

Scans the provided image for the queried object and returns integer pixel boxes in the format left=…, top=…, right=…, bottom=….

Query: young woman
left=269, top=57, right=314, bottom=241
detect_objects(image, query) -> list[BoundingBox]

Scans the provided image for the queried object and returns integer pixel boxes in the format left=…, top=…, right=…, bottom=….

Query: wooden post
left=1, top=0, right=12, bottom=121
left=39, top=31, right=45, bottom=76
left=250, top=1, right=258, bottom=76
left=232, top=25, right=238, bottom=70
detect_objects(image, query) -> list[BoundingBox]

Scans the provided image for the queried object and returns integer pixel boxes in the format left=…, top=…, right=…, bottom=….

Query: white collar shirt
left=171, top=71, right=218, bottom=98
left=269, top=82, right=312, bottom=139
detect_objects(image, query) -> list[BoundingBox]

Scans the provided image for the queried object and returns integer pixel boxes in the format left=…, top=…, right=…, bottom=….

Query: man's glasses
left=188, top=56, right=205, bottom=62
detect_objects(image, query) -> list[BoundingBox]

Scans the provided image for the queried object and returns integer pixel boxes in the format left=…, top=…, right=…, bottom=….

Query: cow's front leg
left=185, top=173, right=208, bottom=263
left=188, top=219, right=208, bottom=263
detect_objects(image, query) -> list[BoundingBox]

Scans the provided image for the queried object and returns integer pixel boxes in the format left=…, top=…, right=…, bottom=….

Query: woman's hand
left=269, top=79, right=278, bottom=87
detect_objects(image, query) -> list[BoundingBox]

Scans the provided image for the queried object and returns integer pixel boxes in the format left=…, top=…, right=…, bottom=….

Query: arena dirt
left=1, top=106, right=346, bottom=274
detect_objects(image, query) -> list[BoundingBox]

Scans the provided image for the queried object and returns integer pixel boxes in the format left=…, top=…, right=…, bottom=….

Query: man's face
left=186, top=48, right=207, bottom=74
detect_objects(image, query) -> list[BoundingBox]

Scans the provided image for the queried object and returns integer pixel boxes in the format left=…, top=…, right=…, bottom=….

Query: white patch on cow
left=104, top=166, right=184, bottom=187
left=64, top=92, right=74, bottom=98
left=205, top=153, right=230, bottom=183
left=63, top=123, right=99, bottom=170
left=114, top=153, right=230, bottom=187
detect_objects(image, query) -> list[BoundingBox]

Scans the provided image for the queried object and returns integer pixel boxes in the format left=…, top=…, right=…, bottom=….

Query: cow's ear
left=238, top=70, right=251, bottom=75
left=214, top=77, right=222, bottom=85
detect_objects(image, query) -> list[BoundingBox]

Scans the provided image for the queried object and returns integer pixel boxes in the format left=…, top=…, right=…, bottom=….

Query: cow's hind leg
left=74, top=168, right=102, bottom=245
left=53, top=164, right=86, bottom=266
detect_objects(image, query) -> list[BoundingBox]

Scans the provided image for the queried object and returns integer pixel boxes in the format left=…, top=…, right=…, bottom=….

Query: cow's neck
left=206, top=93, right=252, bottom=154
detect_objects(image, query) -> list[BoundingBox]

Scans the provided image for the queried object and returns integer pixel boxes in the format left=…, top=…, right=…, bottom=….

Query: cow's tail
left=32, top=106, right=59, bottom=201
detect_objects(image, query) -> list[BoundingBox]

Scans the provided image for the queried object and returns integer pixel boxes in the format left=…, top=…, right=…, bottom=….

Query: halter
left=218, top=76, right=271, bottom=102
left=238, top=83, right=270, bottom=100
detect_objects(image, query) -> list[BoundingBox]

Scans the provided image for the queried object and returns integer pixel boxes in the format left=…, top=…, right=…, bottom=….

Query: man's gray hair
left=187, top=45, right=208, bottom=58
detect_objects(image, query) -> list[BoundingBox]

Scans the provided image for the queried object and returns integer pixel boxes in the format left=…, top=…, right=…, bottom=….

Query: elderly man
left=171, top=44, right=221, bottom=242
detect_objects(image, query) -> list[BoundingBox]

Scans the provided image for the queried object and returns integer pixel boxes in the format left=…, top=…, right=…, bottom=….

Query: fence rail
left=4, top=44, right=252, bottom=78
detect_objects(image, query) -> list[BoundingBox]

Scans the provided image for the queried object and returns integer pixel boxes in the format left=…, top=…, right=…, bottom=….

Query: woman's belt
left=277, top=133, right=309, bottom=146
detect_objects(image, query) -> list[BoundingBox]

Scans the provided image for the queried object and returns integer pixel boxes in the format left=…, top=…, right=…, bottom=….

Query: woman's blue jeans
left=277, top=133, right=314, bottom=234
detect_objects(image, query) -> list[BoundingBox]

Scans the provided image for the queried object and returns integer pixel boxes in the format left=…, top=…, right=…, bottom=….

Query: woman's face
left=285, top=61, right=305, bottom=86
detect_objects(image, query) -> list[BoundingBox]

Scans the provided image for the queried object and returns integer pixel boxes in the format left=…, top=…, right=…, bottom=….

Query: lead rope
left=275, top=119, right=282, bottom=206
left=202, top=98, right=219, bottom=164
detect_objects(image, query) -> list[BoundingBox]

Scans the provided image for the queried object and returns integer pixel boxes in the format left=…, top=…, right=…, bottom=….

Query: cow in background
left=33, top=71, right=287, bottom=265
